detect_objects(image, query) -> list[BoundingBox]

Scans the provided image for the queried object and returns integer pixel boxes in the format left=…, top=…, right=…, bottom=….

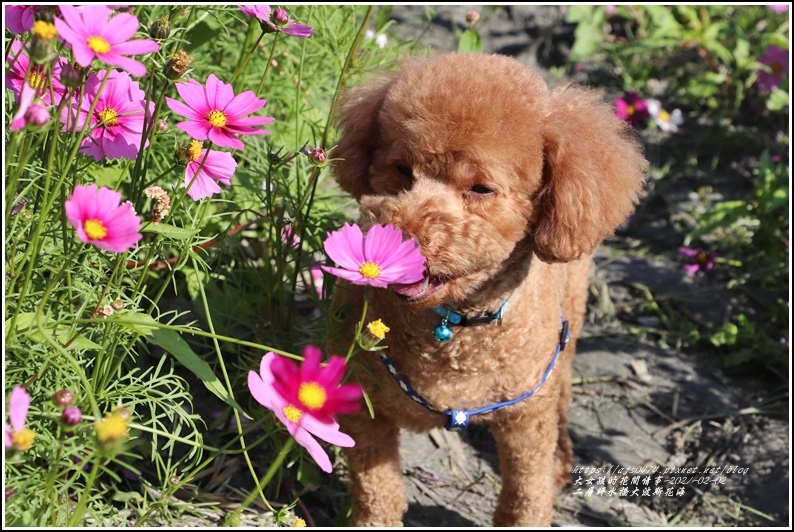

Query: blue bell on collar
left=434, top=320, right=452, bottom=342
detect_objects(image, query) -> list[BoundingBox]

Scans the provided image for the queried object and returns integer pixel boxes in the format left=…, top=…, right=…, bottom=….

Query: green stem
left=67, top=454, right=102, bottom=527
left=255, top=32, right=280, bottom=97
left=227, top=438, right=295, bottom=524
left=346, top=287, right=370, bottom=362
left=230, top=23, right=267, bottom=89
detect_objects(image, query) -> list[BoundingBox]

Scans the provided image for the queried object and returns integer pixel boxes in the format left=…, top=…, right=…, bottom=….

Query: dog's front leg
left=341, top=411, right=407, bottom=526
left=490, top=396, right=560, bottom=526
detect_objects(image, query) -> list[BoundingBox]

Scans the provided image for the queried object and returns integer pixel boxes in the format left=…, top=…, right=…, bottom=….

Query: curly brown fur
left=327, top=53, right=649, bottom=527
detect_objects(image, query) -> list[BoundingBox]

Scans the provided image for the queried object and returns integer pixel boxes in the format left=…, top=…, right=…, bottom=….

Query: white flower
left=646, top=98, right=684, bottom=133
left=365, top=29, right=388, bottom=48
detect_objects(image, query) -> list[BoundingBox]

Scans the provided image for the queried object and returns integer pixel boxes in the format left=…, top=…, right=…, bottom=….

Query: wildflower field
left=3, top=4, right=790, bottom=527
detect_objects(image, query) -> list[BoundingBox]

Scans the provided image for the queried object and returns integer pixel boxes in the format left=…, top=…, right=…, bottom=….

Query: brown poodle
left=326, top=53, right=649, bottom=527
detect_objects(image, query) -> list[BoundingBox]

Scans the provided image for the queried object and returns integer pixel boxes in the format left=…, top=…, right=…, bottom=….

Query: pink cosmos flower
left=54, top=5, right=159, bottom=78
left=615, top=92, right=650, bottom=128
left=178, top=140, right=238, bottom=200
left=248, top=352, right=356, bottom=473
left=5, top=5, right=37, bottom=34
left=270, top=345, right=363, bottom=422
left=767, top=5, right=789, bottom=13
left=64, top=184, right=142, bottom=253
left=321, top=223, right=426, bottom=288
left=282, top=224, right=301, bottom=248
left=62, top=69, right=153, bottom=161
left=239, top=5, right=314, bottom=38
left=309, top=266, right=326, bottom=299
left=757, top=45, right=789, bottom=92
left=4, top=386, right=35, bottom=452
left=6, top=39, right=68, bottom=106
left=10, top=82, right=38, bottom=132
left=165, top=74, right=274, bottom=150
left=678, top=247, right=719, bottom=276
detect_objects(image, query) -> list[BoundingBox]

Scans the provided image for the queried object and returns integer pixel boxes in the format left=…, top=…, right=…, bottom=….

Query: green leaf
left=457, top=29, right=483, bottom=53
left=141, top=222, right=201, bottom=240
left=766, top=89, right=789, bottom=112
left=684, top=200, right=748, bottom=245
left=148, top=328, right=250, bottom=417
left=108, top=312, right=159, bottom=336
left=568, top=7, right=606, bottom=61
left=8, top=312, right=102, bottom=351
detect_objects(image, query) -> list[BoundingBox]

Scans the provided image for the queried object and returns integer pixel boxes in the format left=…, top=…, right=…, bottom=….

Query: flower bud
left=273, top=8, right=290, bottom=26
left=53, top=389, right=74, bottom=407
left=25, top=101, right=50, bottom=127
left=59, top=63, right=83, bottom=89
left=111, top=299, right=125, bottom=311
left=149, top=17, right=171, bottom=40
left=310, top=148, right=327, bottom=165
left=156, top=118, right=169, bottom=133
left=61, top=406, right=83, bottom=426
left=466, top=10, right=480, bottom=25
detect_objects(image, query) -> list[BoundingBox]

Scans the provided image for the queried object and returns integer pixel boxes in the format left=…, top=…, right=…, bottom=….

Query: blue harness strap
left=378, top=316, right=571, bottom=432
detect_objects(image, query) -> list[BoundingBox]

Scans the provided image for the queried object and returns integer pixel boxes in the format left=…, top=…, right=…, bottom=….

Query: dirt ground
left=139, top=5, right=789, bottom=528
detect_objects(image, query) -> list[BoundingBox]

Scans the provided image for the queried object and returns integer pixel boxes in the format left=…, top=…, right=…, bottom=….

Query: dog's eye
left=469, top=184, right=494, bottom=195
left=397, top=164, right=412, bottom=178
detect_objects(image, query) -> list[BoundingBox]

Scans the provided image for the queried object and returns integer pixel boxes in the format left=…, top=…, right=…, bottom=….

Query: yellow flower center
left=359, top=261, right=381, bottom=279
left=12, top=428, right=36, bottom=452
left=298, top=382, right=327, bottom=410
left=188, top=140, right=202, bottom=162
left=98, top=108, right=118, bottom=127
left=26, top=71, right=45, bottom=90
left=207, top=110, right=227, bottom=128
left=367, top=319, right=390, bottom=340
left=84, top=219, right=108, bottom=240
left=94, top=413, right=129, bottom=442
left=695, top=251, right=709, bottom=266
left=626, top=104, right=635, bottom=116
left=771, top=61, right=782, bottom=75
left=293, top=517, right=307, bottom=527
left=33, top=21, right=57, bottom=41
left=282, top=404, right=303, bottom=423
left=658, top=110, right=670, bottom=122
left=87, top=35, right=111, bottom=54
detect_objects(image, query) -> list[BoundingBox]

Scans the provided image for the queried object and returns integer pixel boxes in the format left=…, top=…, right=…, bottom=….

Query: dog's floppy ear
left=532, top=84, right=649, bottom=263
left=331, top=73, right=396, bottom=200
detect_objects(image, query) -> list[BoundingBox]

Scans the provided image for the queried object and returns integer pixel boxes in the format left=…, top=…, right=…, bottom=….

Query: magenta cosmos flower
left=178, top=140, right=238, bottom=200
left=65, top=184, right=142, bottom=253
left=239, top=5, right=314, bottom=38
left=6, top=39, right=67, bottom=106
left=615, top=92, right=650, bottom=128
left=165, top=74, right=274, bottom=150
left=54, top=5, right=159, bottom=78
left=321, top=223, right=426, bottom=288
left=10, top=82, right=39, bottom=132
left=678, top=247, right=719, bottom=276
left=757, top=45, right=789, bottom=92
left=63, top=69, right=153, bottom=161
left=5, top=386, right=35, bottom=452
left=248, top=352, right=356, bottom=473
left=271, top=345, right=363, bottom=422
left=5, top=5, right=37, bottom=34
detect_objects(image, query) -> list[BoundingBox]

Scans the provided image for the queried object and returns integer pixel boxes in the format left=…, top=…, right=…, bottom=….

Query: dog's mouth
left=390, top=274, right=447, bottom=303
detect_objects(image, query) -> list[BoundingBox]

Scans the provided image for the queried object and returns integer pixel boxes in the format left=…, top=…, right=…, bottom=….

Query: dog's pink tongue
left=391, top=279, right=427, bottom=299
left=391, top=276, right=443, bottom=301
